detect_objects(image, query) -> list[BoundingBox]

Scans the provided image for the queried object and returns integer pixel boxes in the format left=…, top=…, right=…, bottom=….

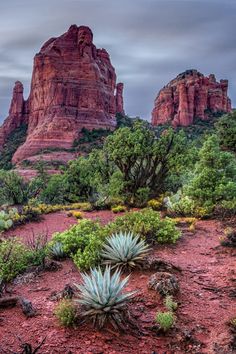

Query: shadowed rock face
left=151, top=70, right=232, bottom=127
left=0, top=25, right=124, bottom=163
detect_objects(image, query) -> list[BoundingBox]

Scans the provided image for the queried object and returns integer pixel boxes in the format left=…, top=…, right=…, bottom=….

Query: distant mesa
left=0, top=25, right=124, bottom=163
left=151, top=69, right=232, bottom=127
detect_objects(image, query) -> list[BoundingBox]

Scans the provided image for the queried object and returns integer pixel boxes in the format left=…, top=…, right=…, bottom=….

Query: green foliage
left=164, top=295, right=178, bottom=311
left=104, top=121, right=189, bottom=205
left=0, top=170, right=29, bottom=205
left=73, top=127, right=111, bottom=147
left=102, top=232, right=150, bottom=270
left=51, top=219, right=106, bottom=270
left=155, top=311, right=175, bottom=332
left=64, top=149, right=123, bottom=207
left=147, top=196, right=164, bottom=211
left=215, top=111, right=236, bottom=152
left=111, top=205, right=127, bottom=213
left=75, top=267, right=135, bottom=329
left=0, top=238, right=31, bottom=282
left=116, top=113, right=137, bottom=128
left=26, top=232, right=48, bottom=266
left=54, top=299, right=77, bottom=327
left=186, top=135, right=236, bottom=208
left=106, top=209, right=181, bottom=244
left=0, top=124, right=28, bottom=170
left=40, top=174, right=68, bottom=204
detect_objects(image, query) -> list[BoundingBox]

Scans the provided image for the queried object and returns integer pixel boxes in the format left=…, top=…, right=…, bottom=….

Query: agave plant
left=48, top=241, right=66, bottom=260
left=101, top=231, right=150, bottom=270
left=75, top=266, right=135, bottom=329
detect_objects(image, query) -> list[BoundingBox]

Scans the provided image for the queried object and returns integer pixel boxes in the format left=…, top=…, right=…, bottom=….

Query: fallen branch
left=0, top=296, right=36, bottom=317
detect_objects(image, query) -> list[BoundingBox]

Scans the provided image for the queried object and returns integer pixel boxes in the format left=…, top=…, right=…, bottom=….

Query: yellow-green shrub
left=111, top=205, right=127, bottom=213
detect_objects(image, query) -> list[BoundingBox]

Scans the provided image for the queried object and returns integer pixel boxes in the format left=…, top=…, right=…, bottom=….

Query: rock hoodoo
left=151, top=70, right=232, bottom=127
left=0, top=25, right=124, bottom=163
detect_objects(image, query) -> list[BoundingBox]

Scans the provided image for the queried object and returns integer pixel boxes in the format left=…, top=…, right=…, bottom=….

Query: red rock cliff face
left=0, top=25, right=124, bottom=163
left=151, top=70, right=232, bottom=127
left=0, top=81, right=28, bottom=147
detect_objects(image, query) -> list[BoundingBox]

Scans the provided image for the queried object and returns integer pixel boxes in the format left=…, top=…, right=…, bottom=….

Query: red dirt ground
left=0, top=211, right=235, bottom=354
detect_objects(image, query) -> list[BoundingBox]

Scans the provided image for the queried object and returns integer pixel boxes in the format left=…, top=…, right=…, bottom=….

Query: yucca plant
left=75, top=266, right=135, bottom=329
left=101, top=232, right=150, bottom=270
left=48, top=241, right=66, bottom=260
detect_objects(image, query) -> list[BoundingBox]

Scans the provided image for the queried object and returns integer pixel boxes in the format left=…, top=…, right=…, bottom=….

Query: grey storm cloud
left=0, top=0, right=236, bottom=122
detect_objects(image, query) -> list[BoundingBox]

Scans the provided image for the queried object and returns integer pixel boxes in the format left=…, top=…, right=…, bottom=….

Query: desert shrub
left=111, top=205, right=127, bottom=213
left=165, top=192, right=213, bottom=218
left=72, top=234, right=105, bottom=270
left=186, top=135, right=236, bottom=208
left=75, top=267, right=135, bottom=329
left=73, top=127, right=111, bottom=147
left=106, top=209, right=180, bottom=244
left=164, top=295, right=178, bottom=311
left=26, top=232, right=48, bottom=266
left=67, top=210, right=83, bottom=219
left=0, top=238, right=31, bottom=282
left=155, top=311, right=175, bottom=332
left=104, top=121, right=188, bottom=205
left=221, top=228, right=236, bottom=248
left=0, top=170, right=29, bottom=205
left=65, top=151, right=123, bottom=208
left=40, top=174, right=68, bottom=204
left=147, top=196, right=164, bottom=211
left=102, top=232, right=150, bottom=270
left=51, top=219, right=106, bottom=270
left=215, top=199, right=236, bottom=218
left=54, top=299, right=77, bottom=327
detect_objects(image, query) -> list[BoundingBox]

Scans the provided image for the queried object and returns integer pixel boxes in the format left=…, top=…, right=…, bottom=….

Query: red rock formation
left=0, top=81, right=27, bottom=147
left=152, top=70, right=232, bottom=127
left=0, top=25, right=124, bottom=163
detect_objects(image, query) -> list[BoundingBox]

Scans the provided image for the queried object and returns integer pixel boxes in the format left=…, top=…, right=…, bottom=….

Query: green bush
left=111, top=205, right=127, bottom=213
left=186, top=135, right=236, bottom=208
left=106, top=208, right=180, bottom=244
left=155, top=311, right=175, bottom=332
left=51, top=219, right=106, bottom=270
left=54, top=299, right=77, bottom=327
left=0, top=170, right=29, bottom=205
left=40, top=174, right=68, bottom=205
left=164, top=295, right=178, bottom=312
left=0, top=238, right=31, bottom=282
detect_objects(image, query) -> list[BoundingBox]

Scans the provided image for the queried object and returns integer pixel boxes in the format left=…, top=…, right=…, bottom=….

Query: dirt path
left=0, top=213, right=235, bottom=353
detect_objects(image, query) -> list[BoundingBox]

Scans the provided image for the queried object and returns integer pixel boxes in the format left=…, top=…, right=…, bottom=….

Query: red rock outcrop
left=0, top=25, right=124, bottom=163
left=0, top=81, right=28, bottom=147
left=152, top=70, right=232, bottom=127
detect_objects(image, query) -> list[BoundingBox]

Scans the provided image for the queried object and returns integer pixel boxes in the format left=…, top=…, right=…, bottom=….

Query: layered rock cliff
left=0, top=25, right=124, bottom=163
left=151, top=70, right=232, bottom=127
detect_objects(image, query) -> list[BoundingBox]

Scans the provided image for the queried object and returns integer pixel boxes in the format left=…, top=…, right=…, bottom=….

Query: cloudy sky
left=0, top=0, right=235, bottom=122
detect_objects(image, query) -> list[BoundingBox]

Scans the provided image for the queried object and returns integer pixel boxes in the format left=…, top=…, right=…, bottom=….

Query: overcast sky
left=0, top=0, right=235, bottom=123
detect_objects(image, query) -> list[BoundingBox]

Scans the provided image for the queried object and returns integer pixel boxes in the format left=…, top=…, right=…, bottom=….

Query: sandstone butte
left=151, top=69, right=232, bottom=127
left=0, top=25, right=124, bottom=163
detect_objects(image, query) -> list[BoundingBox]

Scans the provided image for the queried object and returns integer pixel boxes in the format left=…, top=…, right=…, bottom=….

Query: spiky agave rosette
left=102, top=231, right=150, bottom=270
left=75, top=266, right=136, bottom=329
